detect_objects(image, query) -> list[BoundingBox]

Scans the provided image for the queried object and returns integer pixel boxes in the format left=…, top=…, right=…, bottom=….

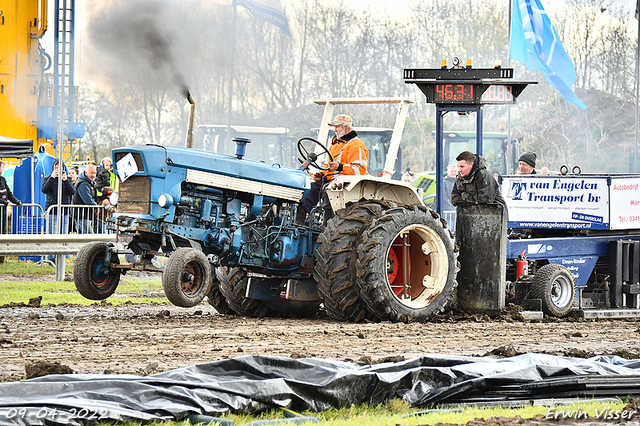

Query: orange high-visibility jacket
left=322, top=131, right=369, bottom=181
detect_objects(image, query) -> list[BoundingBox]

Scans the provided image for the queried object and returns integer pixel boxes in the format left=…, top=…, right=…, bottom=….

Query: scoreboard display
left=404, top=66, right=535, bottom=105
left=430, top=83, right=517, bottom=104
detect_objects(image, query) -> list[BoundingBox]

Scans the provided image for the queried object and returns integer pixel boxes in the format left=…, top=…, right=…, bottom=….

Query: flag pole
left=227, top=1, right=238, bottom=151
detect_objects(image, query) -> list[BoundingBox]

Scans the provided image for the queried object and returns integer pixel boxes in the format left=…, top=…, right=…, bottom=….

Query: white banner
left=503, top=175, right=609, bottom=230
left=609, top=177, right=640, bottom=230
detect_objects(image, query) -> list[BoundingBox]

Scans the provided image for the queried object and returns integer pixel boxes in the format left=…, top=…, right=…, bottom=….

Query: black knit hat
left=518, top=152, right=537, bottom=168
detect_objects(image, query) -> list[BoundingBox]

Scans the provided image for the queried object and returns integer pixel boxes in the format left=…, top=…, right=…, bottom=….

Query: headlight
left=158, top=193, right=174, bottom=208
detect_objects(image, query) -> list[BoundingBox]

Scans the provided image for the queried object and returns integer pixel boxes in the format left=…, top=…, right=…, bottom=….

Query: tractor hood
left=113, top=144, right=309, bottom=191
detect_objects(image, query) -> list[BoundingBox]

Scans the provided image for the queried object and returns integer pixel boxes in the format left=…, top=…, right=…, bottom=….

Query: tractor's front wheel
left=355, top=205, right=458, bottom=322
left=162, top=248, right=212, bottom=307
left=74, top=242, right=121, bottom=300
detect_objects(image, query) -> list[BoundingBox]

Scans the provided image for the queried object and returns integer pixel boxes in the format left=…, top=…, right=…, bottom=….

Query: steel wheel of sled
left=162, top=248, right=211, bottom=307
left=530, top=263, right=575, bottom=317
left=356, top=205, right=458, bottom=322
left=74, top=241, right=121, bottom=300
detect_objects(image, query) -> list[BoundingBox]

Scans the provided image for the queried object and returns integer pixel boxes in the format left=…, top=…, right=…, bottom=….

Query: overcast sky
left=39, top=0, right=638, bottom=85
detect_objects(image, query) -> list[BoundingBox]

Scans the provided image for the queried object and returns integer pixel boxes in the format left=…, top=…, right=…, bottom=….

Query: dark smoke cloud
left=87, top=0, right=190, bottom=96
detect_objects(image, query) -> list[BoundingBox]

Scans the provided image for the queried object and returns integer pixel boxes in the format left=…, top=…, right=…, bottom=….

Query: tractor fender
left=325, top=175, right=423, bottom=212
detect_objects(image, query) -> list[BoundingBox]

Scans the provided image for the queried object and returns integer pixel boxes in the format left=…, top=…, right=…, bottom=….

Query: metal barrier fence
left=0, top=203, right=116, bottom=281
left=442, top=210, right=456, bottom=231
left=0, top=204, right=115, bottom=236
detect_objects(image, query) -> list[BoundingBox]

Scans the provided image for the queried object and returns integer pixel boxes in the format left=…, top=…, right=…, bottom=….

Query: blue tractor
left=73, top=99, right=458, bottom=322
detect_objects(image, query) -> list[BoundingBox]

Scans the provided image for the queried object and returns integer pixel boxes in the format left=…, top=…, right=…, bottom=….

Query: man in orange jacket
left=298, top=114, right=369, bottom=223
left=320, top=114, right=369, bottom=181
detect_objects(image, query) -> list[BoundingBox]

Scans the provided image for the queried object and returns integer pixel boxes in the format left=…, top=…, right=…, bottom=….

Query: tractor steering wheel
left=297, top=137, right=334, bottom=171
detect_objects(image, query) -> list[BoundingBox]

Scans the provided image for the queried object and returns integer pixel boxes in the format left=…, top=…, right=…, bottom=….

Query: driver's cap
left=328, top=114, right=353, bottom=126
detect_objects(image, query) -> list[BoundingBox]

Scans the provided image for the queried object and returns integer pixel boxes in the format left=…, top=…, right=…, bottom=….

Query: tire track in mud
left=1, top=302, right=639, bottom=381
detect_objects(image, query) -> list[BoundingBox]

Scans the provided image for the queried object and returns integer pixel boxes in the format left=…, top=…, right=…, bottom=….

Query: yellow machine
left=0, top=0, right=79, bottom=160
left=0, top=0, right=47, bottom=150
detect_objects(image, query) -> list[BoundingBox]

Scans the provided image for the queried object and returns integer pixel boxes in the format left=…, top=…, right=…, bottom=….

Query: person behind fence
left=0, top=160, right=22, bottom=235
left=95, top=186, right=115, bottom=233
left=72, top=164, right=99, bottom=233
left=42, top=158, right=75, bottom=234
left=442, top=164, right=457, bottom=213
left=95, top=157, right=113, bottom=195
left=451, top=151, right=507, bottom=217
left=401, top=171, right=414, bottom=184
left=68, top=166, right=79, bottom=185
left=67, top=166, right=80, bottom=232
left=517, top=151, right=537, bottom=175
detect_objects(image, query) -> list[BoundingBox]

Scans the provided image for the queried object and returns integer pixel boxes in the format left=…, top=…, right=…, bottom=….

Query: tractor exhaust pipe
left=186, top=91, right=196, bottom=148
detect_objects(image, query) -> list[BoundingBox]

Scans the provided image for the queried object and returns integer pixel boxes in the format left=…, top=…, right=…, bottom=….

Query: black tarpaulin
left=0, top=354, right=639, bottom=426
left=0, top=136, right=33, bottom=158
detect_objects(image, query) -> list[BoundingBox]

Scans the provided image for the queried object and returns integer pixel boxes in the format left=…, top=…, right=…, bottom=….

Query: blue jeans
left=76, top=219, right=94, bottom=234
left=47, top=215, right=69, bottom=235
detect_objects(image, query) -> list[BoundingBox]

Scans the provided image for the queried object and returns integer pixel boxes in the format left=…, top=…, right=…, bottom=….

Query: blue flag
left=236, top=0, right=292, bottom=37
left=510, top=0, right=587, bottom=109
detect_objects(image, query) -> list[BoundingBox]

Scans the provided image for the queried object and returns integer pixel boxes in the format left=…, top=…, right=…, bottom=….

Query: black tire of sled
left=217, top=267, right=320, bottom=318
left=206, top=274, right=235, bottom=315
left=530, top=263, right=576, bottom=317
left=217, top=267, right=275, bottom=317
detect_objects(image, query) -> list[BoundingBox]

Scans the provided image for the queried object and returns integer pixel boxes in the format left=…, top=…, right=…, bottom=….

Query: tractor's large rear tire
left=217, top=267, right=275, bottom=317
left=206, top=275, right=235, bottom=315
left=162, top=248, right=211, bottom=307
left=530, top=263, right=576, bottom=317
left=314, top=200, right=392, bottom=321
left=355, top=205, right=458, bottom=322
left=74, top=242, right=121, bottom=300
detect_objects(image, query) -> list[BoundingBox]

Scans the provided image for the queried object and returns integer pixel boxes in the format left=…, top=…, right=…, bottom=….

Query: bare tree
left=555, top=0, right=612, bottom=90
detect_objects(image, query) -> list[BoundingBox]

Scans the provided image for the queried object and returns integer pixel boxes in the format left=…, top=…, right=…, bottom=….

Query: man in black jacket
left=0, top=160, right=22, bottom=235
left=42, top=159, right=75, bottom=234
left=451, top=151, right=507, bottom=216
left=72, top=165, right=99, bottom=234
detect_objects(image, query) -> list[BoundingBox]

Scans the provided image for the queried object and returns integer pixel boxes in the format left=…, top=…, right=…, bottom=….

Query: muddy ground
left=1, top=273, right=639, bottom=382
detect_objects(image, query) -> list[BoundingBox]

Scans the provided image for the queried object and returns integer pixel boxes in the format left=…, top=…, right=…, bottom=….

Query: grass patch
left=130, top=399, right=630, bottom=426
left=0, top=256, right=72, bottom=275
left=0, top=279, right=167, bottom=306
left=0, top=257, right=167, bottom=306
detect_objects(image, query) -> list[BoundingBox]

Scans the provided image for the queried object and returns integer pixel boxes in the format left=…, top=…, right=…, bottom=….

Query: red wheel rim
left=388, top=236, right=411, bottom=296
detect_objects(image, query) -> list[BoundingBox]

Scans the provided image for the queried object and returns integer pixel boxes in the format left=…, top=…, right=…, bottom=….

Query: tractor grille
left=117, top=176, right=151, bottom=214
